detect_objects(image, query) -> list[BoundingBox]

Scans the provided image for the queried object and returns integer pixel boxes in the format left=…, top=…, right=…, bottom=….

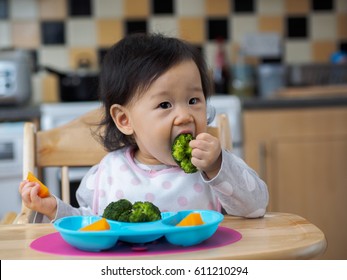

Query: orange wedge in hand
left=27, top=172, right=50, bottom=198
left=176, top=212, right=204, bottom=226
left=79, top=218, right=110, bottom=231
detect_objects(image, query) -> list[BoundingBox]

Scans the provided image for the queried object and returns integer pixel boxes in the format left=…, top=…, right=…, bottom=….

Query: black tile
left=68, top=0, right=92, bottom=16
left=125, top=20, right=148, bottom=35
left=41, top=21, right=65, bottom=45
left=98, top=48, right=109, bottom=65
left=152, top=0, right=174, bottom=14
left=311, top=0, right=334, bottom=11
left=0, top=0, right=9, bottom=19
left=207, top=19, right=229, bottom=41
left=233, top=0, right=255, bottom=13
left=340, top=41, right=347, bottom=53
left=286, top=17, right=308, bottom=39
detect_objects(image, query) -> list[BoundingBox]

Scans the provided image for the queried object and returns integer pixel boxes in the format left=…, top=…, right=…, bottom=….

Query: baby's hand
left=190, top=132, right=222, bottom=179
left=19, top=180, right=57, bottom=220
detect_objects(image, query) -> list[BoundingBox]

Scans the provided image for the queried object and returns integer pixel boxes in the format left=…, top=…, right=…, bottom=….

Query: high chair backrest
left=13, top=108, right=232, bottom=224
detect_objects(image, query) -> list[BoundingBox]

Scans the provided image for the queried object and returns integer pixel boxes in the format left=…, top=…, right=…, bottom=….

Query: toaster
left=0, top=50, right=32, bottom=106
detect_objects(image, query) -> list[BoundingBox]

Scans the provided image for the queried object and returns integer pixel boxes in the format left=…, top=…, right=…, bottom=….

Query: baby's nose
left=173, top=107, right=193, bottom=125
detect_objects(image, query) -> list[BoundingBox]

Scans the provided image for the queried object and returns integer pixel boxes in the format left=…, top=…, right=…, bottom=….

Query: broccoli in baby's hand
left=171, top=133, right=197, bottom=174
left=102, top=199, right=132, bottom=221
left=102, top=199, right=161, bottom=223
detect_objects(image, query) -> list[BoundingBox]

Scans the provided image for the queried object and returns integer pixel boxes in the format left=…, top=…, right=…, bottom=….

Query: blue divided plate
left=53, top=210, right=224, bottom=252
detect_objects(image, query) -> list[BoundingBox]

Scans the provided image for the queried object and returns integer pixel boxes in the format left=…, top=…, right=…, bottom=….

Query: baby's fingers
left=19, top=180, right=29, bottom=193
left=21, top=182, right=40, bottom=203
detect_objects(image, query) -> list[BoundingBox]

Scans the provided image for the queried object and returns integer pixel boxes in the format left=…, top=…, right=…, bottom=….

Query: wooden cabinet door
left=271, top=135, right=347, bottom=259
left=244, top=107, right=347, bottom=259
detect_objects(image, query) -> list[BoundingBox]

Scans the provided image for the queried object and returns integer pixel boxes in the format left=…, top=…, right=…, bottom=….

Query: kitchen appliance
left=0, top=122, right=24, bottom=220
left=0, top=50, right=32, bottom=105
left=257, top=64, right=286, bottom=98
left=40, top=96, right=243, bottom=207
left=42, top=66, right=99, bottom=102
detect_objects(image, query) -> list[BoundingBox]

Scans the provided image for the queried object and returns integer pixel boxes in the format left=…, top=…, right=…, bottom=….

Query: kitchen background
left=1, top=0, right=347, bottom=259
left=0, top=0, right=346, bottom=102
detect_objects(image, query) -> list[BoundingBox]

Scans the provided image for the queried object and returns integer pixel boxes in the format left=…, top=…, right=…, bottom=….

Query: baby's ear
left=110, top=104, right=133, bottom=135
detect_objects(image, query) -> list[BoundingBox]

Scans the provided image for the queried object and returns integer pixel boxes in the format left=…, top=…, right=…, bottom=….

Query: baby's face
left=127, top=60, right=207, bottom=166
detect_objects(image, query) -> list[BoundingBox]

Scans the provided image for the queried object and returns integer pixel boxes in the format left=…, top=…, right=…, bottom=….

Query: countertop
left=242, top=95, right=347, bottom=110
left=243, top=85, right=347, bottom=110
left=2, top=93, right=347, bottom=123
left=0, top=104, right=40, bottom=122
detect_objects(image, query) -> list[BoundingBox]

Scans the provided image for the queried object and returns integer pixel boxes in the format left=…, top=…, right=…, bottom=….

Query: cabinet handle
left=258, top=143, right=267, bottom=180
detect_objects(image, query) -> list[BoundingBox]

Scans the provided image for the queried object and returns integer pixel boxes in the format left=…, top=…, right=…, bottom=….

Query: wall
left=0, top=0, right=346, bottom=101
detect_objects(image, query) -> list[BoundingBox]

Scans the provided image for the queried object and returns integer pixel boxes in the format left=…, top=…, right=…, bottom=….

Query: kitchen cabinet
left=243, top=106, right=347, bottom=259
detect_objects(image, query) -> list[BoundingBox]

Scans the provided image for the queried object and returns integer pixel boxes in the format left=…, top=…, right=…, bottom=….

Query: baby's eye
left=159, top=102, right=172, bottom=109
left=189, top=98, right=199, bottom=105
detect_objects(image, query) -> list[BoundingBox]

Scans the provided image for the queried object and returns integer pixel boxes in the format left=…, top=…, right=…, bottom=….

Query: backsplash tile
left=0, top=0, right=9, bottom=19
left=39, top=47, right=69, bottom=69
left=69, top=47, right=98, bottom=69
left=258, top=15, right=284, bottom=35
left=311, top=14, right=337, bottom=40
left=125, top=19, right=147, bottom=35
left=208, top=18, right=229, bottom=40
left=340, top=41, right=347, bottom=52
left=96, top=19, right=123, bottom=47
left=41, top=21, right=65, bottom=45
left=312, top=0, right=334, bottom=11
left=176, top=0, right=204, bottom=16
left=232, top=16, right=257, bottom=42
left=66, top=19, right=96, bottom=46
left=125, top=0, right=150, bottom=18
left=0, top=22, right=11, bottom=47
left=258, top=0, right=284, bottom=15
left=312, top=41, right=336, bottom=62
left=150, top=16, right=178, bottom=37
left=179, top=17, right=204, bottom=44
left=10, top=0, right=37, bottom=19
left=152, top=0, right=174, bottom=15
left=38, top=0, right=67, bottom=20
left=205, top=0, right=230, bottom=16
left=12, top=20, right=40, bottom=48
left=68, top=0, right=92, bottom=16
left=233, top=0, right=255, bottom=13
left=337, top=13, right=347, bottom=39
left=286, top=16, right=308, bottom=38
left=285, top=0, right=310, bottom=15
left=285, top=41, right=312, bottom=63
left=94, top=0, right=123, bottom=18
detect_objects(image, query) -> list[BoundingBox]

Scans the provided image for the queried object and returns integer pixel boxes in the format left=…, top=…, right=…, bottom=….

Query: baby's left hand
left=190, top=132, right=222, bottom=179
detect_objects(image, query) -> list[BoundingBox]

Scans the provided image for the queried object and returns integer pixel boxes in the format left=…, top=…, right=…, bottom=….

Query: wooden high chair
left=12, top=108, right=232, bottom=224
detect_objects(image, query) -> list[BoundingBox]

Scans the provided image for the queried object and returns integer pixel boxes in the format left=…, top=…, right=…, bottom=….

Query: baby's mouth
left=172, top=130, right=194, bottom=143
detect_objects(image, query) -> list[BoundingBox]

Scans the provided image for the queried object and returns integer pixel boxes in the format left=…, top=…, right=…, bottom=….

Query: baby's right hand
left=19, top=180, right=57, bottom=220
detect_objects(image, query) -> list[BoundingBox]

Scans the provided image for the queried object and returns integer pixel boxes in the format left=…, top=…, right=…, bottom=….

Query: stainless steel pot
left=43, top=66, right=99, bottom=102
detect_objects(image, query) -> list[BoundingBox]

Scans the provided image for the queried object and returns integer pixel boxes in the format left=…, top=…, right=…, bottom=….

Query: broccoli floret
left=171, top=133, right=197, bottom=173
left=102, top=199, right=132, bottom=221
left=117, top=209, right=132, bottom=222
left=102, top=199, right=161, bottom=223
left=129, top=201, right=161, bottom=222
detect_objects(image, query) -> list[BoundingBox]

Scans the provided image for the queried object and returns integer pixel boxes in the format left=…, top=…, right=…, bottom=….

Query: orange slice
left=80, top=218, right=110, bottom=231
left=27, top=172, right=50, bottom=198
left=176, top=212, right=204, bottom=226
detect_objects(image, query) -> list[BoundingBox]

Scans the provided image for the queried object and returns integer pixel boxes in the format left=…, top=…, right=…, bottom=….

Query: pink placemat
left=30, top=226, right=242, bottom=257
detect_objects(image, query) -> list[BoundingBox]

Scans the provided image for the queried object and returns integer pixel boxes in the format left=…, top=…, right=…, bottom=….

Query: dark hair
left=98, top=33, right=212, bottom=151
